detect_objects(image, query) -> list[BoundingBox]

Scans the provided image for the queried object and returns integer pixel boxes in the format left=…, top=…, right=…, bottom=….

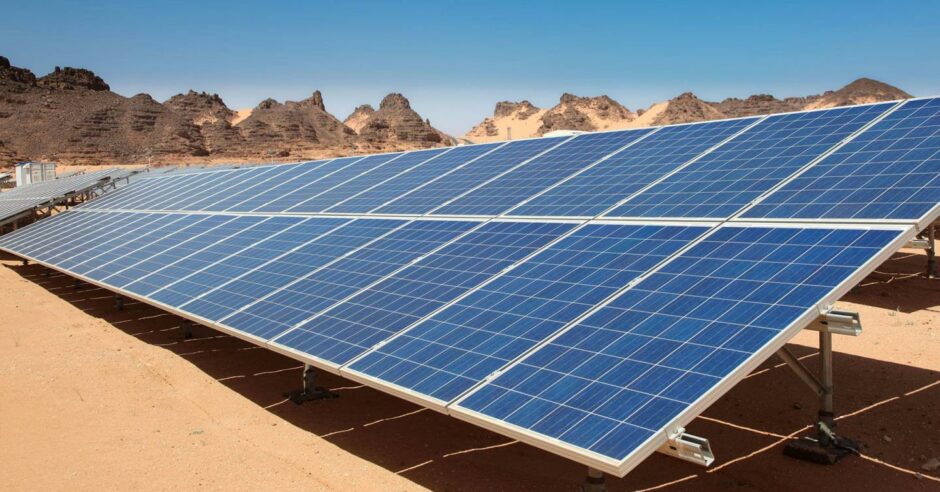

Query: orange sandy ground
left=0, top=248, right=938, bottom=491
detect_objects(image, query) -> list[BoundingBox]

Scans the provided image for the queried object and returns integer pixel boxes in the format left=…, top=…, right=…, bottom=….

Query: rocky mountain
left=540, top=93, right=636, bottom=134
left=353, top=93, right=455, bottom=149
left=343, top=104, right=375, bottom=133
left=805, top=77, right=911, bottom=109
left=463, top=78, right=912, bottom=142
left=164, top=90, right=235, bottom=125
left=0, top=56, right=454, bottom=167
left=465, top=100, right=546, bottom=142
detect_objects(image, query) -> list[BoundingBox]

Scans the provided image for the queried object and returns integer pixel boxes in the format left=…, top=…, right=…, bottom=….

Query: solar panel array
left=1, top=96, right=938, bottom=477
left=0, top=168, right=130, bottom=225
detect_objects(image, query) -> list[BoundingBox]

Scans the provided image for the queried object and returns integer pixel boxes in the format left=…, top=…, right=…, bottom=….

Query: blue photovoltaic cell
left=328, top=143, right=502, bottom=214
left=80, top=174, right=182, bottom=210
left=0, top=210, right=92, bottom=252
left=457, top=225, right=903, bottom=464
left=75, top=214, right=222, bottom=280
left=0, top=211, right=124, bottom=259
left=511, top=118, right=758, bottom=217
left=124, top=171, right=237, bottom=211
left=250, top=157, right=364, bottom=212
left=178, top=218, right=404, bottom=334
left=436, top=129, right=654, bottom=216
left=227, top=161, right=334, bottom=211
left=374, top=137, right=568, bottom=215
left=349, top=224, right=708, bottom=402
left=273, top=221, right=576, bottom=366
left=222, top=219, right=479, bottom=345
left=103, top=215, right=267, bottom=287
left=109, top=216, right=303, bottom=297
left=42, top=213, right=170, bottom=268
left=127, top=169, right=243, bottom=211
left=180, top=167, right=283, bottom=211
left=293, top=148, right=449, bottom=213
left=743, top=97, right=940, bottom=222
left=286, top=153, right=406, bottom=213
left=146, top=217, right=346, bottom=310
left=205, top=162, right=327, bottom=212
left=606, top=103, right=894, bottom=219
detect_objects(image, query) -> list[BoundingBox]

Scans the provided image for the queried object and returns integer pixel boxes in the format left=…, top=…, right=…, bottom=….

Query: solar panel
left=220, top=219, right=479, bottom=340
left=284, top=148, right=451, bottom=213
left=179, top=166, right=286, bottom=211
left=85, top=215, right=293, bottom=281
left=175, top=218, right=405, bottom=333
left=604, top=103, right=896, bottom=219
left=204, top=162, right=325, bottom=212
left=0, top=209, right=112, bottom=255
left=374, top=137, right=569, bottom=215
left=434, top=129, right=655, bottom=216
left=74, top=213, right=215, bottom=275
left=249, top=157, right=367, bottom=212
left=81, top=173, right=192, bottom=210
left=135, top=217, right=349, bottom=309
left=326, top=143, right=502, bottom=214
left=0, top=168, right=129, bottom=223
left=285, top=153, right=407, bottom=213
left=344, top=223, right=710, bottom=405
left=107, top=170, right=237, bottom=211
left=509, top=118, right=759, bottom=217
left=741, top=97, right=940, bottom=226
left=270, top=220, right=576, bottom=368
left=452, top=223, right=910, bottom=475
left=30, top=212, right=169, bottom=268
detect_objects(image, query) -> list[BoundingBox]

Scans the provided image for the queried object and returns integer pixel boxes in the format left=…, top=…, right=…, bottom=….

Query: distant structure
left=14, top=161, right=56, bottom=187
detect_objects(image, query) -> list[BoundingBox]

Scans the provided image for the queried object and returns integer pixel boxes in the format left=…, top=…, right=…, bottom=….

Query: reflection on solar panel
left=168, top=218, right=399, bottom=334
left=136, top=217, right=348, bottom=312
left=605, top=103, right=895, bottom=219
left=1, top=97, right=938, bottom=480
left=286, top=148, right=449, bottom=213
left=374, top=137, right=569, bottom=215
left=287, top=153, right=406, bottom=213
left=435, top=129, right=654, bottom=216
left=453, top=224, right=908, bottom=473
left=346, top=223, right=709, bottom=404
left=327, top=143, right=502, bottom=214
left=271, top=221, right=576, bottom=367
left=220, top=219, right=479, bottom=340
left=510, top=118, right=759, bottom=217
left=742, top=97, right=940, bottom=225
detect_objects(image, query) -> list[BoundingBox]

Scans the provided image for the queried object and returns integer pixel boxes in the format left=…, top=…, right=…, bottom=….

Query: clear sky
left=4, top=0, right=939, bottom=135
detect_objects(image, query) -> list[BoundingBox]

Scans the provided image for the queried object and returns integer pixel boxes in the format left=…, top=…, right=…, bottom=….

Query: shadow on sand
left=3, top=250, right=938, bottom=491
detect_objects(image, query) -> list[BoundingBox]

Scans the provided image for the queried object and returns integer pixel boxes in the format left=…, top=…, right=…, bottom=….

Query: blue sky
left=4, top=0, right=939, bottom=135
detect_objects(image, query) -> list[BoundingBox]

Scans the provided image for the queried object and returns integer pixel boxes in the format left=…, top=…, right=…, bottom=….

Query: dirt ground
left=0, top=247, right=937, bottom=491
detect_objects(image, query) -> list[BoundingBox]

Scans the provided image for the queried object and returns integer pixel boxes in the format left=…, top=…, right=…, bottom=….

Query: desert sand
left=0, top=246, right=937, bottom=491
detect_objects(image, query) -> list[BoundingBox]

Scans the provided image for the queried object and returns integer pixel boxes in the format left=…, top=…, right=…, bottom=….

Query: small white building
left=14, top=162, right=56, bottom=187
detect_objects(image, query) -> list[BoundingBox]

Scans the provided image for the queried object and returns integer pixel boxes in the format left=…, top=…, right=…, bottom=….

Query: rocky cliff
left=0, top=56, right=455, bottom=166
left=354, top=93, right=455, bottom=149
left=463, top=78, right=913, bottom=142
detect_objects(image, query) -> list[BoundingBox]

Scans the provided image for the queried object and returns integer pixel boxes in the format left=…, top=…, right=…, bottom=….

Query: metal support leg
left=115, top=295, right=124, bottom=311
left=284, top=364, right=337, bottom=404
left=21, top=259, right=27, bottom=266
left=73, top=279, right=81, bottom=290
left=582, top=467, right=605, bottom=492
left=928, top=225, right=937, bottom=279
left=782, top=332, right=859, bottom=464
left=181, top=319, right=193, bottom=340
